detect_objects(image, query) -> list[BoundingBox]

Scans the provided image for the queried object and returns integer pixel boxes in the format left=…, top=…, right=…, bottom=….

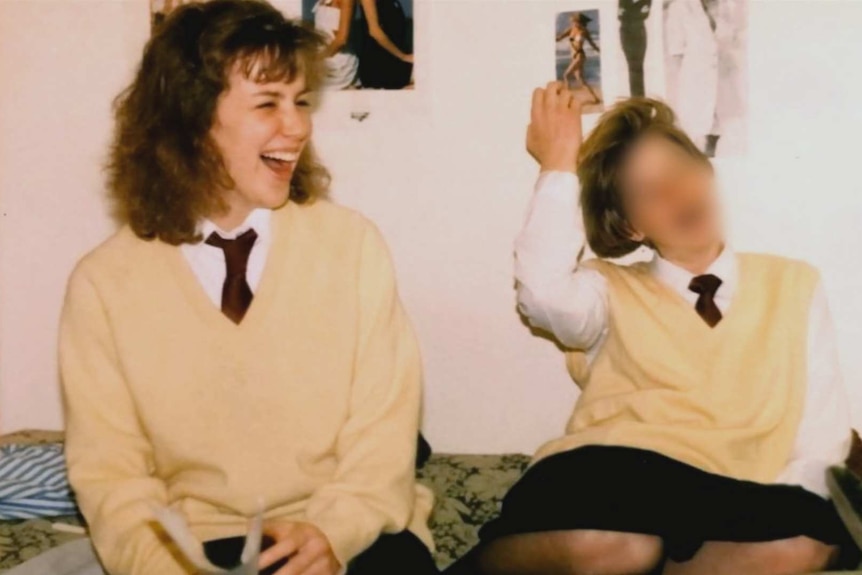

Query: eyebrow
left=252, top=87, right=311, bottom=98
left=252, top=90, right=285, bottom=99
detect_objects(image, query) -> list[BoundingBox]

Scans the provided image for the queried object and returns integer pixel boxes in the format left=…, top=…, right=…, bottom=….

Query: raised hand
left=526, top=81, right=583, bottom=173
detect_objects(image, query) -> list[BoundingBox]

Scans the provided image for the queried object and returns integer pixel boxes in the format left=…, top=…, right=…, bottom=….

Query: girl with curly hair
left=58, top=2, right=437, bottom=574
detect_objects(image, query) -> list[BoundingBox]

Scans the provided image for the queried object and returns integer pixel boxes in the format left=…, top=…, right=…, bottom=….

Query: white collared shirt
left=180, top=208, right=273, bottom=308
left=650, top=244, right=736, bottom=314
left=514, top=171, right=851, bottom=498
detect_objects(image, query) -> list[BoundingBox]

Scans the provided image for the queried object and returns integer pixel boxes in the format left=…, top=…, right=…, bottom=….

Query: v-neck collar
left=163, top=204, right=292, bottom=334
left=642, top=251, right=748, bottom=335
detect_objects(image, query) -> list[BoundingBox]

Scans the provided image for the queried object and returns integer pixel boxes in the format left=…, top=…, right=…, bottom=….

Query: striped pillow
left=0, top=444, right=78, bottom=519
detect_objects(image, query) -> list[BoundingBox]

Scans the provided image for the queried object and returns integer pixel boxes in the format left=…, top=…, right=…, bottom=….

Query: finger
left=545, top=80, right=562, bottom=94
left=531, top=87, right=545, bottom=122
left=262, top=521, right=298, bottom=540
left=555, top=87, right=570, bottom=109
left=297, top=556, right=338, bottom=575
left=275, top=546, right=319, bottom=575
left=544, top=81, right=561, bottom=108
left=259, top=534, right=304, bottom=569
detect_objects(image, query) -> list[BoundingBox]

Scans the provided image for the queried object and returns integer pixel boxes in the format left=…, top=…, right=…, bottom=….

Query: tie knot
left=205, top=228, right=258, bottom=277
left=689, top=273, right=722, bottom=297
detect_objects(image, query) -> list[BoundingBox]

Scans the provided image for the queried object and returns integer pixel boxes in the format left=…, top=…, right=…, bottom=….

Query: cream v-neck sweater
left=536, top=254, right=818, bottom=483
left=60, top=200, right=433, bottom=575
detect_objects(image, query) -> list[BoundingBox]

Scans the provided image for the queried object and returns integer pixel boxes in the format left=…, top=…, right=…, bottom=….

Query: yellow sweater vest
left=534, top=253, right=818, bottom=484
left=60, top=201, right=433, bottom=575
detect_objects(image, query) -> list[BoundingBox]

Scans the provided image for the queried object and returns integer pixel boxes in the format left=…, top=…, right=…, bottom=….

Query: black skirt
left=204, top=530, right=438, bottom=575
left=476, top=445, right=859, bottom=566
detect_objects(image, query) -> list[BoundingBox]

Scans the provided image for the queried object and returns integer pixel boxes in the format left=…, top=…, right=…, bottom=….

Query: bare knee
left=477, top=530, right=662, bottom=575
left=756, top=537, right=837, bottom=574
left=564, top=530, right=663, bottom=575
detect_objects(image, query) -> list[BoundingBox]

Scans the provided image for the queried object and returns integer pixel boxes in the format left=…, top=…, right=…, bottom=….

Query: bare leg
left=563, top=59, right=578, bottom=89
left=663, top=537, right=838, bottom=575
left=476, top=529, right=663, bottom=575
left=574, top=69, right=600, bottom=104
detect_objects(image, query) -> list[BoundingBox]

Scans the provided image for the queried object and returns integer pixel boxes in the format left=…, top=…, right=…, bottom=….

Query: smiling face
left=209, top=64, right=313, bottom=229
left=619, top=134, right=723, bottom=256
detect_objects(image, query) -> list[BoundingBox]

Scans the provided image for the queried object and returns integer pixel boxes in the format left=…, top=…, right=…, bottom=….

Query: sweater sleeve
left=304, top=222, right=425, bottom=567
left=59, top=265, right=191, bottom=575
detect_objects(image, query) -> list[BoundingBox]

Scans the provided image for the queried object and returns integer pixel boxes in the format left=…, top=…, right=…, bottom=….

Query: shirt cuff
left=536, top=170, right=578, bottom=191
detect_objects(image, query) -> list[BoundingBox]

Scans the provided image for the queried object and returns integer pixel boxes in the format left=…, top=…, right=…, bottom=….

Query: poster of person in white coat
left=663, top=0, right=747, bottom=157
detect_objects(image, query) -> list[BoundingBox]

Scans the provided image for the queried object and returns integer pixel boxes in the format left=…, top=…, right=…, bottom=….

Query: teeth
left=261, top=151, right=299, bottom=163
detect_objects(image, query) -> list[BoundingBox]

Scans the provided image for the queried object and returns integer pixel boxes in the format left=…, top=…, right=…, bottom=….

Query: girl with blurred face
left=446, top=83, right=856, bottom=575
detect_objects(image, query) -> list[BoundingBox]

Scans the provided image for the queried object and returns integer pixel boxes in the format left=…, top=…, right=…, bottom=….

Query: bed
left=2, top=430, right=861, bottom=574
left=0, top=430, right=529, bottom=572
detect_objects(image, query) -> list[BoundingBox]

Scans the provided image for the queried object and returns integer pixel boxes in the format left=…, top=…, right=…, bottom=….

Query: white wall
left=2, top=0, right=862, bottom=455
left=0, top=0, right=148, bottom=433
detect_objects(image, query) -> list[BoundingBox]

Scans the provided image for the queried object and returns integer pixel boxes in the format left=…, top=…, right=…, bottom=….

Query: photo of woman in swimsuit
left=555, top=11, right=603, bottom=112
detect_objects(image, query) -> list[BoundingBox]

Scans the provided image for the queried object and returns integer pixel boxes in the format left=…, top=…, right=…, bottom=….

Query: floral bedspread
left=0, top=430, right=530, bottom=572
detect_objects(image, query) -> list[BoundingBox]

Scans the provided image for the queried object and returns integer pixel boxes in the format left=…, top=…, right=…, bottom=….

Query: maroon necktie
left=688, top=274, right=723, bottom=327
left=205, top=228, right=258, bottom=324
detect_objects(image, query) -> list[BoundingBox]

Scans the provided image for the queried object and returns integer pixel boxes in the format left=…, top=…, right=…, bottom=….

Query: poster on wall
left=617, top=0, right=652, bottom=98
left=599, top=1, right=662, bottom=113
left=150, top=1, right=303, bottom=31
left=555, top=9, right=603, bottom=115
left=302, top=0, right=414, bottom=91
left=661, top=0, right=748, bottom=157
left=149, top=0, right=415, bottom=92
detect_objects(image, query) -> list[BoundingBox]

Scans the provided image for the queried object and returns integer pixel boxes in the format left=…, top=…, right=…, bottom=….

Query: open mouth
left=260, top=151, right=299, bottom=179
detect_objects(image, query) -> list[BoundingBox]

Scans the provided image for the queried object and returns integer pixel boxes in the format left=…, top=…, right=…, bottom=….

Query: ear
left=623, top=222, right=646, bottom=243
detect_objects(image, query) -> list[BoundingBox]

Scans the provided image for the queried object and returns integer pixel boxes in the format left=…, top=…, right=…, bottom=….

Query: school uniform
left=59, top=200, right=438, bottom=575
left=447, top=172, right=857, bottom=571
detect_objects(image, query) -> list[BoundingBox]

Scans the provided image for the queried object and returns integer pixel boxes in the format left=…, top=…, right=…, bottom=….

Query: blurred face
left=619, top=135, right=723, bottom=255
left=209, top=64, right=312, bottom=227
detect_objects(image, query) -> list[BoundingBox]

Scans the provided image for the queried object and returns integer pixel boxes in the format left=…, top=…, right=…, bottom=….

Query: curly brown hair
left=108, top=0, right=330, bottom=245
left=577, top=97, right=709, bottom=258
